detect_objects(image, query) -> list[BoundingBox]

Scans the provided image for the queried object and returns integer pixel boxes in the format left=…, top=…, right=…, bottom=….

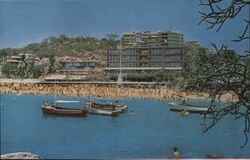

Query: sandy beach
left=0, top=82, right=238, bottom=101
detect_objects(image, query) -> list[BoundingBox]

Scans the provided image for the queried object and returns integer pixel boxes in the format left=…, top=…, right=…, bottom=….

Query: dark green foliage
left=0, top=48, right=18, bottom=63
left=32, top=64, right=45, bottom=78
left=183, top=42, right=200, bottom=73
left=47, top=54, right=62, bottom=74
left=1, top=63, right=16, bottom=77
left=126, top=73, right=154, bottom=82
left=0, top=34, right=120, bottom=58
left=0, top=34, right=120, bottom=78
left=108, top=71, right=182, bottom=83
left=105, top=33, right=120, bottom=49
left=16, top=54, right=29, bottom=78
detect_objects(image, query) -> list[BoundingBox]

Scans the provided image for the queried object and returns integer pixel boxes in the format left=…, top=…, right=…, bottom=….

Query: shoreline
left=0, top=82, right=238, bottom=101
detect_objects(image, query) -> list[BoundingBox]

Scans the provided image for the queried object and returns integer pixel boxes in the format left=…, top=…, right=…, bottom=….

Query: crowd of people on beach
left=0, top=82, right=238, bottom=101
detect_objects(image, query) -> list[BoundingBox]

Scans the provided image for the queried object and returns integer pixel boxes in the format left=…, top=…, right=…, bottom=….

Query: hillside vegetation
left=0, top=34, right=119, bottom=59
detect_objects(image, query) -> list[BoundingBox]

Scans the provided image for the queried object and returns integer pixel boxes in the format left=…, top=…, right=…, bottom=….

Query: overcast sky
left=0, top=0, right=248, bottom=53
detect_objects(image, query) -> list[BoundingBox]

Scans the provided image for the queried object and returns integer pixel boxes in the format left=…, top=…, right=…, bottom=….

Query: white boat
left=83, top=96, right=128, bottom=116
left=169, top=101, right=213, bottom=114
left=84, top=103, right=119, bottom=116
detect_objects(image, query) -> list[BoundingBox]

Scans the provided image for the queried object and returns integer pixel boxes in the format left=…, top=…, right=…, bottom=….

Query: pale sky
left=0, top=0, right=248, bottom=54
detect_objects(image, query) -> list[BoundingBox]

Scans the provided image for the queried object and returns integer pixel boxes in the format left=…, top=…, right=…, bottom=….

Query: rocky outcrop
left=0, top=152, right=41, bottom=159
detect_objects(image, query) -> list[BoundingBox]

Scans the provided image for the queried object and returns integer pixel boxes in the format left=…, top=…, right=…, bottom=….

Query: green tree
left=48, top=54, right=62, bottom=74
left=59, top=34, right=70, bottom=41
left=1, top=63, right=16, bottom=77
left=106, top=33, right=120, bottom=48
left=16, top=54, right=29, bottom=78
left=0, top=49, right=8, bottom=59
left=154, top=69, right=170, bottom=82
left=183, top=42, right=201, bottom=75
left=32, top=64, right=45, bottom=78
left=25, top=62, right=35, bottom=78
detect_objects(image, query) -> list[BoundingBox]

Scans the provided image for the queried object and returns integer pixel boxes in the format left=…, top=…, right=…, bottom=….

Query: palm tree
left=106, top=33, right=119, bottom=48
left=25, top=62, right=35, bottom=78
left=48, top=54, right=62, bottom=74
left=2, top=63, right=15, bottom=77
left=32, top=64, right=45, bottom=78
left=16, top=54, right=28, bottom=78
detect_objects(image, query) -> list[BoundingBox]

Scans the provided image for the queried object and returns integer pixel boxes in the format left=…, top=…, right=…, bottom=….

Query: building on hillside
left=6, top=54, right=34, bottom=67
left=106, top=31, right=184, bottom=75
left=58, top=56, right=97, bottom=69
left=18, top=53, right=33, bottom=63
left=6, top=56, right=22, bottom=67
left=122, top=31, right=183, bottom=48
left=56, top=56, right=97, bottom=75
left=44, top=56, right=99, bottom=81
left=106, top=48, right=183, bottom=69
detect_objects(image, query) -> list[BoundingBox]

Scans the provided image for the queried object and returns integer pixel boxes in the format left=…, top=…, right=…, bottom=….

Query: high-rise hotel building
left=105, top=31, right=184, bottom=73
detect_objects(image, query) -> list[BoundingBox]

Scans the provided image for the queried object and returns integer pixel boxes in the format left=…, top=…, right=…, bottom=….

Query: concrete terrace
left=0, top=78, right=171, bottom=86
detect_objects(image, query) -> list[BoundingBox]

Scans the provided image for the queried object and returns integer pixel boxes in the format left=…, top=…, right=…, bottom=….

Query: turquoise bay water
left=1, top=94, right=249, bottom=159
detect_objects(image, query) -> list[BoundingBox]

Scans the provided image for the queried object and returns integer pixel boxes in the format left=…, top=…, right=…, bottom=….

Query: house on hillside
left=6, top=54, right=34, bottom=67
left=57, top=56, right=97, bottom=69
left=55, top=56, right=97, bottom=75
left=20, top=53, right=33, bottom=63
left=6, top=56, right=22, bottom=67
left=44, top=56, right=98, bottom=81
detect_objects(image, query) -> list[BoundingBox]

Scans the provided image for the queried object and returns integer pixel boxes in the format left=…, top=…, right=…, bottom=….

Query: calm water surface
left=1, top=94, right=249, bottom=159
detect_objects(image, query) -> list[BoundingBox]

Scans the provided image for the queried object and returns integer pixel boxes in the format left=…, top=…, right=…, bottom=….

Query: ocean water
left=1, top=94, right=249, bottom=159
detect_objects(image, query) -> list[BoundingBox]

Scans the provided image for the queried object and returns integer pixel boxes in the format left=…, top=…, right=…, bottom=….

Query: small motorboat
left=169, top=101, right=213, bottom=114
left=86, top=102, right=127, bottom=112
left=84, top=105, right=119, bottom=116
left=84, top=102, right=123, bottom=116
left=41, top=100, right=88, bottom=116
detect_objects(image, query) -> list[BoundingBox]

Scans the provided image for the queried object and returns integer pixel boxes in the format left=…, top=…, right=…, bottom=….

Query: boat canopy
left=88, top=97, right=122, bottom=105
left=54, top=100, right=80, bottom=104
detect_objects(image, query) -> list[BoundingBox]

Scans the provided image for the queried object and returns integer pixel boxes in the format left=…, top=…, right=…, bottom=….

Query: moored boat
left=84, top=101, right=127, bottom=116
left=84, top=104, right=119, bottom=116
left=85, top=102, right=128, bottom=113
left=169, top=102, right=213, bottom=114
left=41, top=100, right=87, bottom=116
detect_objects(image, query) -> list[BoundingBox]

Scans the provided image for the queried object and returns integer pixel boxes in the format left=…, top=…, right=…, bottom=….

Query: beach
left=0, top=82, right=237, bottom=101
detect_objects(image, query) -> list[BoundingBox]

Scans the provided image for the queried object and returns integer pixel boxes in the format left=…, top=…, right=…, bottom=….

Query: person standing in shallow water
left=172, top=147, right=180, bottom=159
